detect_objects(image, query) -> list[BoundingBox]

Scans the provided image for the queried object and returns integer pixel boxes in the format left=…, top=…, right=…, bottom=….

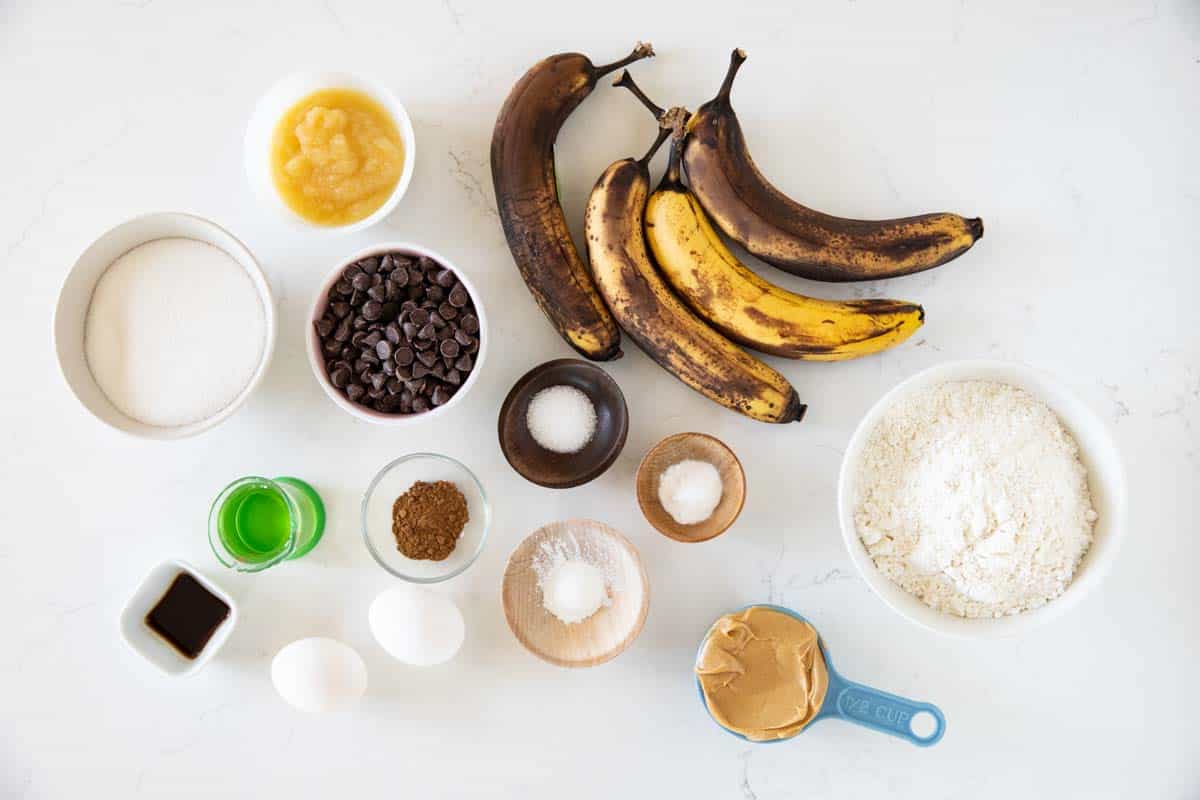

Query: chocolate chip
left=362, top=301, right=383, bottom=321
left=445, top=368, right=462, bottom=386
left=331, top=301, right=351, bottom=319
left=392, top=269, right=409, bottom=288
left=385, top=323, right=401, bottom=344
left=363, top=331, right=382, bottom=348
left=430, top=362, right=446, bottom=380
left=330, top=366, right=351, bottom=388
left=418, top=323, right=436, bottom=340
left=395, top=364, right=413, bottom=381
left=413, top=337, right=434, bottom=351
left=435, top=269, right=456, bottom=288
left=402, top=322, right=419, bottom=340
left=347, top=383, right=366, bottom=402
left=439, top=339, right=460, bottom=358
left=417, top=350, right=438, bottom=368
left=454, top=329, right=473, bottom=347
left=352, top=273, right=372, bottom=292
left=379, top=254, right=393, bottom=272
left=426, top=285, right=445, bottom=303
left=360, top=257, right=380, bottom=274
left=315, top=318, right=334, bottom=337
left=412, top=396, right=429, bottom=413
left=376, top=340, right=393, bottom=360
left=438, top=302, right=457, bottom=320
left=351, top=331, right=368, bottom=348
left=386, top=378, right=402, bottom=395
left=367, top=285, right=386, bottom=303
left=448, top=285, right=469, bottom=308
left=410, top=308, right=430, bottom=326
left=335, top=280, right=352, bottom=296
left=411, top=363, right=430, bottom=380
left=454, top=353, right=473, bottom=372
left=333, top=317, right=352, bottom=343
left=460, top=314, right=479, bottom=334
left=394, top=347, right=414, bottom=366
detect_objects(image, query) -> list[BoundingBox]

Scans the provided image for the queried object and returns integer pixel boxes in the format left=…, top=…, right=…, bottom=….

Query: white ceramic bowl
left=119, top=559, right=238, bottom=677
left=837, top=360, right=1127, bottom=638
left=53, top=212, right=277, bottom=440
left=244, top=70, right=416, bottom=234
left=306, top=242, right=488, bottom=426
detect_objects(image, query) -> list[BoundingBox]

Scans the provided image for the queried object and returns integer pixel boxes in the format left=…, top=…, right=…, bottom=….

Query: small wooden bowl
left=497, top=359, right=629, bottom=489
left=502, top=519, right=649, bottom=668
left=636, top=432, right=746, bottom=543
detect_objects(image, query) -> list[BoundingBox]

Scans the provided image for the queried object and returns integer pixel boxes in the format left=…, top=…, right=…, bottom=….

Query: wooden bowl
left=636, top=432, right=746, bottom=543
left=502, top=519, right=649, bottom=668
left=497, top=359, right=629, bottom=489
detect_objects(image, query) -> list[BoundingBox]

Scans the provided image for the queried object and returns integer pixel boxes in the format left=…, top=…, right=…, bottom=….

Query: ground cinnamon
left=391, top=480, right=469, bottom=561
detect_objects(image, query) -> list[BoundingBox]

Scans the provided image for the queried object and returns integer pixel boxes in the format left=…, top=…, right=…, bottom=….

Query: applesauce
left=270, top=88, right=404, bottom=226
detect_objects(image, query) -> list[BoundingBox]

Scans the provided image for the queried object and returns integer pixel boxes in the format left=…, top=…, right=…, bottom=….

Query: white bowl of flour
left=54, top=213, right=276, bottom=439
left=837, top=360, right=1126, bottom=638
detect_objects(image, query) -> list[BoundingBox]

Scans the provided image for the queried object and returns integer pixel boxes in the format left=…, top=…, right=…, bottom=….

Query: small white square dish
left=118, top=560, right=238, bottom=676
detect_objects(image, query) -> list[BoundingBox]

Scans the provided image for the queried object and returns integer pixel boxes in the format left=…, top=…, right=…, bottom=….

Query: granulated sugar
left=84, top=238, right=266, bottom=427
left=525, top=385, right=597, bottom=454
left=853, top=380, right=1098, bottom=618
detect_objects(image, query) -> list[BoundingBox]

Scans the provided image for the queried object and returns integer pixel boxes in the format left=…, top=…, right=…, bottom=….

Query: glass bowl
left=361, top=453, right=490, bottom=582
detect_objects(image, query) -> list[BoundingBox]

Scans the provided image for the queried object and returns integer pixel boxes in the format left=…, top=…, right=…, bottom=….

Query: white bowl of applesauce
left=244, top=70, right=416, bottom=234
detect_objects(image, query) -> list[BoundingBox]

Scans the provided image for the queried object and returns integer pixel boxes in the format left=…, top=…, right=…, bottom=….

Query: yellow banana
left=645, top=138, right=925, bottom=361
left=585, top=121, right=805, bottom=424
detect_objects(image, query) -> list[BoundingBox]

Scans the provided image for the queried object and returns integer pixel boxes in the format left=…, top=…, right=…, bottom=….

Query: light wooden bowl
left=636, top=432, right=746, bottom=543
left=502, top=520, right=649, bottom=668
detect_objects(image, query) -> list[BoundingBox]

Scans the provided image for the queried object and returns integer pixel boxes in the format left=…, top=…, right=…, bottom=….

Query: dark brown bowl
left=498, top=359, right=629, bottom=489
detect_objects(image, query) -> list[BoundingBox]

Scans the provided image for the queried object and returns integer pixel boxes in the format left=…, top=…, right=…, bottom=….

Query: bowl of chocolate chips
left=308, top=244, right=487, bottom=424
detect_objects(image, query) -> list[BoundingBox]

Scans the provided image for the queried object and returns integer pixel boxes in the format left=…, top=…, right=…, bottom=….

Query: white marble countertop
left=3, top=1, right=1198, bottom=797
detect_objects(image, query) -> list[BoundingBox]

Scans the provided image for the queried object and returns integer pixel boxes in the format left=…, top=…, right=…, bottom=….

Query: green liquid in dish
left=217, top=482, right=293, bottom=563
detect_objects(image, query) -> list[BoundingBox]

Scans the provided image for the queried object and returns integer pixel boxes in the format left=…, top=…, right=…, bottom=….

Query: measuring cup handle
left=825, top=675, right=946, bottom=746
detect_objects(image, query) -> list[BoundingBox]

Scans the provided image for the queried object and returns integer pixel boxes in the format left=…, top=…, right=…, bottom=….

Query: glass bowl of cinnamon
left=361, top=453, right=490, bottom=582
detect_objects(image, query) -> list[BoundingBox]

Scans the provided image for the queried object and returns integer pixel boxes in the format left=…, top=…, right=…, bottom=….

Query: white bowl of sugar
left=837, top=360, right=1127, bottom=638
left=54, top=212, right=277, bottom=440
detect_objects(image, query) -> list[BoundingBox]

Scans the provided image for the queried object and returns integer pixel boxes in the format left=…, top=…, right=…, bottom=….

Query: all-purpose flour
left=853, top=380, right=1097, bottom=618
left=84, top=238, right=266, bottom=427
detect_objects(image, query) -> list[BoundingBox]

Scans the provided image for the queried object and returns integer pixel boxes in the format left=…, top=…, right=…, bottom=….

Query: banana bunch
left=493, top=46, right=983, bottom=424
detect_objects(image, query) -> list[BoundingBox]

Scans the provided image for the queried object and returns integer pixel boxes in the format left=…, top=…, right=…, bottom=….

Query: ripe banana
left=683, top=49, right=984, bottom=283
left=491, top=43, right=654, bottom=360
left=646, top=136, right=925, bottom=360
left=585, top=122, right=805, bottom=424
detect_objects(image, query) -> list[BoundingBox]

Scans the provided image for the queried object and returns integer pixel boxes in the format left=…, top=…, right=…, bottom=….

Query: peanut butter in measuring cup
left=694, top=605, right=946, bottom=746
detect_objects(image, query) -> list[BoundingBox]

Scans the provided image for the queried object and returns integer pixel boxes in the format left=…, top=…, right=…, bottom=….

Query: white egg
left=270, top=637, right=367, bottom=713
left=369, top=586, right=465, bottom=666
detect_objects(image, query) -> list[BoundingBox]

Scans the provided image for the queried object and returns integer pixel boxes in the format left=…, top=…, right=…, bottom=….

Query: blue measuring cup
left=695, top=604, right=945, bottom=746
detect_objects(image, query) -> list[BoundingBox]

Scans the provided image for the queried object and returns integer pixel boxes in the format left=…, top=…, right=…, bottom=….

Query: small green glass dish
left=208, top=476, right=326, bottom=572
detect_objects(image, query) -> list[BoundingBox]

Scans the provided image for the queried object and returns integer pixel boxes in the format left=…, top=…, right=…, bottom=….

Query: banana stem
left=593, top=42, right=655, bottom=79
left=661, top=136, right=684, bottom=188
left=715, top=48, right=748, bottom=104
left=639, top=125, right=672, bottom=166
left=614, top=69, right=664, bottom=120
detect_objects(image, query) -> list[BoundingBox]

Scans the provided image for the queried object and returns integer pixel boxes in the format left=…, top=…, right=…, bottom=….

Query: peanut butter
left=695, top=606, right=829, bottom=741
